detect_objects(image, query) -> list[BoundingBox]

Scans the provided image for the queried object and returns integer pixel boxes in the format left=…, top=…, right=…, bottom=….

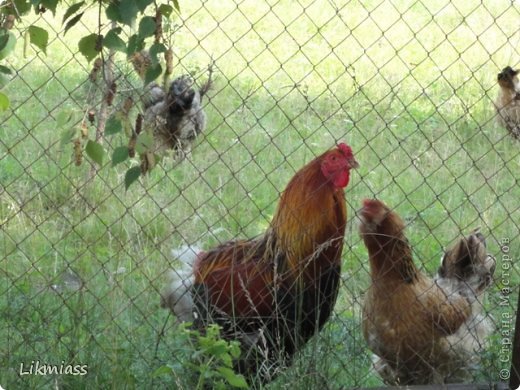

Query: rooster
left=359, top=199, right=494, bottom=385
left=495, top=66, right=520, bottom=139
left=161, top=143, right=359, bottom=383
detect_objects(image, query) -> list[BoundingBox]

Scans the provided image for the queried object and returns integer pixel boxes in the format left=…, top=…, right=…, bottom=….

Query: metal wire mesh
left=1, top=0, right=519, bottom=389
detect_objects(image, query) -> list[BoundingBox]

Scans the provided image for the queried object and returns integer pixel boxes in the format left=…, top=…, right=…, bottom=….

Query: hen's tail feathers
left=160, top=245, right=201, bottom=322
left=437, top=228, right=496, bottom=298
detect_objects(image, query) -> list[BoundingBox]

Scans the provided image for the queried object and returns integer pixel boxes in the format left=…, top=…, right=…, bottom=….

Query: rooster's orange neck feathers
left=269, top=155, right=347, bottom=279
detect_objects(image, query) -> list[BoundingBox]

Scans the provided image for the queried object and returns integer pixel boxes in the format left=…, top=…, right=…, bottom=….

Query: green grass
left=1, top=0, right=520, bottom=388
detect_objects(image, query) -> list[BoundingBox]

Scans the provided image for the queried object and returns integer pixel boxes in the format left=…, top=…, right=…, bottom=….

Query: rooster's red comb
left=337, top=143, right=353, bottom=157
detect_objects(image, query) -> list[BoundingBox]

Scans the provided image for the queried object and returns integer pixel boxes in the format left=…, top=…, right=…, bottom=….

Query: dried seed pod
left=122, top=97, right=134, bottom=116
left=128, top=132, right=137, bottom=158
left=130, top=51, right=152, bottom=80
left=3, top=15, right=15, bottom=30
left=80, top=122, right=88, bottom=139
left=140, top=152, right=155, bottom=175
left=73, top=138, right=82, bottom=166
left=87, top=110, right=96, bottom=125
left=95, top=34, right=103, bottom=52
left=135, top=113, right=143, bottom=135
left=162, top=48, right=174, bottom=88
left=106, top=81, right=117, bottom=106
left=154, top=9, right=163, bottom=44
left=164, top=48, right=173, bottom=77
left=140, top=154, right=148, bottom=175
left=89, top=58, right=103, bottom=82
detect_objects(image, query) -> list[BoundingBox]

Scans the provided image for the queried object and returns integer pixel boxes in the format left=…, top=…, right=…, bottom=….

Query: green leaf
left=229, top=342, right=241, bottom=359
left=0, top=32, right=9, bottom=53
left=112, top=146, right=129, bottom=166
left=121, top=116, right=133, bottom=136
left=85, top=140, right=105, bottom=165
left=56, top=110, right=74, bottom=128
left=104, top=28, right=126, bottom=52
left=126, top=34, right=144, bottom=57
left=119, top=0, right=139, bottom=26
left=64, top=12, right=84, bottom=36
left=150, top=365, right=173, bottom=378
left=205, top=342, right=228, bottom=356
left=135, top=0, right=153, bottom=12
left=60, top=127, right=78, bottom=146
left=28, top=26, right=49, bottom=54
left=0, top=75, right=9, bottom=89
left=138, top=16, right=156, bottom=39
left=0, top=92, right=10, bottom=111
left=135, top=132, right=154, bottom=154
left=105, top=116, right=123, bottom=135
left=0, top=31, right=17, bottom=60
left=0, top=65, right=11, bottom=75
left=158, top=4, right=174, bottom=18
left=153, top=153, right=162, bottom=166
left=78, top=33, right=100, bottom=63
left=13, top=0, right=32, bottom=15
left=172, top=0, right=180, bottom=12
left=41, top=0, right=59, bottom=15
left=217, top=367, right=248, bottom=388
left=144, top=63, right=162, bottom=85
left=124, top=166, right=141, bottom=190
left=63, top=1, right=85, bottom=23
left=149, top=42, right=166, bottom=64
left=105, top=1, right=122, bottom=23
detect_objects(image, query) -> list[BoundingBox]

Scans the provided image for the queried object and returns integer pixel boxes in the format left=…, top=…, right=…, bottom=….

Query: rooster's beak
left=349, top=158, right=360, bottom=169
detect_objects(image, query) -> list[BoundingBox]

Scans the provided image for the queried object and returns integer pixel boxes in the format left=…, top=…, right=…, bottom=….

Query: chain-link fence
left=1, top=0, right=519, bottom=389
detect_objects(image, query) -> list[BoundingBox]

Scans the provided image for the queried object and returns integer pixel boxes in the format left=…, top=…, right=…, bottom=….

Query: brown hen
left=360, top=199, right=480, bottom=385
